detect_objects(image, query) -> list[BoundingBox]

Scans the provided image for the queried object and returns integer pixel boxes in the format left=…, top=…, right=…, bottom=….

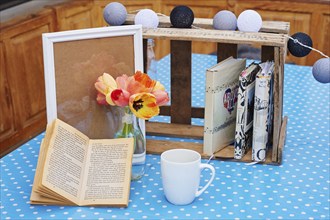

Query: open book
left=30, top=119, right=134, bottom=207
left=203, top=57, right=246, bottom=155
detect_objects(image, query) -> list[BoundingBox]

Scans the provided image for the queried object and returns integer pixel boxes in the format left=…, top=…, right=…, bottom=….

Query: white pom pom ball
left=134, top=9, right=159, bottom=29
left=312, top=58, right=330, bottom=83
left=213, top=10, right=237, bottom=30
left=103, top=2, right=127, bottom=26
left=237, top=10, right=262, bottom=32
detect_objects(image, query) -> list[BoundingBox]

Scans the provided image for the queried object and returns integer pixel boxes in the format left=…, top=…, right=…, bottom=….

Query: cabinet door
left=54, top=1, right=96, bottom=30
left=0, top=41, right=16, bottom=155
left=1, top=10, right=55, bottom=155
left=92, top=0, right=161, bottom=27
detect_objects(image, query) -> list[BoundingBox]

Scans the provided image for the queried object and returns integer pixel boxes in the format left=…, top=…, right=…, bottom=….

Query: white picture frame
left=42, top=25, right=144, bottom=139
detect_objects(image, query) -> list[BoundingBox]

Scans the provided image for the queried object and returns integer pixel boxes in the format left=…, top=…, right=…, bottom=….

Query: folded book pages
left=252, top=61, right=274, bottom=162
left=234, top=63, right=261, bottom=159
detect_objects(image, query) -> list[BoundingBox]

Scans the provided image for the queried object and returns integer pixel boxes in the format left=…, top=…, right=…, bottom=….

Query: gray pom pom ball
left=103, top=2, right=127, bottom=26
left=312, top=58, right=330, bottom=84
left=213, top=10, right=237, bottom=30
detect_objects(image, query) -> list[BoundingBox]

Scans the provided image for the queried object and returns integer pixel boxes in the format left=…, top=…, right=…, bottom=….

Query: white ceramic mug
left=161, top=149, right=216, bottom=205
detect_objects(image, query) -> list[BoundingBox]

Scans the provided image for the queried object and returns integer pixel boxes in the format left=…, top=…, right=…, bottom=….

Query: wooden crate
left=126, top=15, right=289, bottom=165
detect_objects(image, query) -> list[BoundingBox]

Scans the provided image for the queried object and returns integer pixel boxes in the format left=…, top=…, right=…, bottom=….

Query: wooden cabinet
left=0, top=42, right=15, bottom=150
left=92, top=0, right=161, bottom=27
left=54, top=0, right=96, bottom=30
left=0, top=9, right=56, bottom=156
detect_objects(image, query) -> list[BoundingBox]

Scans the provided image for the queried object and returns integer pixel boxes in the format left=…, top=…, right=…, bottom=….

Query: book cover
left=203, top=57, right=246, bottom=155
left=234, top=63, right=261, bottom=159
left=252, top=61, right=274, bottom=162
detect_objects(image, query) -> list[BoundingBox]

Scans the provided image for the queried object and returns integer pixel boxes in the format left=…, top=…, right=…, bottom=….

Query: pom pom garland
left=170, top=5, right=194, bottom=28
left=287, top=32, right=313, bottom=57
left=134, top=9, right=159, bottom=28
left=103, top=2, right=127, bottom=26
left=213, top=10, right=237, bottom=30
left=287, top=34, right=329, bottom=84
left=312, top=58, right=330, bottom=84
left=237, top=10, right=262, bottom=32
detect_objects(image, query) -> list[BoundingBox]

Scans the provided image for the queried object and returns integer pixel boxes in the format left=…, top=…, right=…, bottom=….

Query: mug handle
left=195, top=163, right=215, bottom=197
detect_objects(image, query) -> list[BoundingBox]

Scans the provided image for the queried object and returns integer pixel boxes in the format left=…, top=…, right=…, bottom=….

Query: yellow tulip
left=129, top=93, right=159, bottom=120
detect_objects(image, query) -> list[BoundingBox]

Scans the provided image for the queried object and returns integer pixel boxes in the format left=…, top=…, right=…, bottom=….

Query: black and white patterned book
left=203, top=57, right=246, bottom=155
left=252, top=61, right=274, bottom=162
left=234, top=63, right=261, bottom=159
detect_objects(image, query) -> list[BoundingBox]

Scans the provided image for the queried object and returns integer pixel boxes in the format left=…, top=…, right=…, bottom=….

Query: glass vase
left=114, top=106, right=146, bottom=181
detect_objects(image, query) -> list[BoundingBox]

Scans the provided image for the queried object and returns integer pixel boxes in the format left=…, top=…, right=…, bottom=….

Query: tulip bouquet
left=94, top=71, right=169, bottom=180
left=94, top=71, right=169, bottom=119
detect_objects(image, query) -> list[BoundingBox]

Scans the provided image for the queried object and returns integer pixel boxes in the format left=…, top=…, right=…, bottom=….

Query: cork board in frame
left=42, top=25, right=144, bottom=139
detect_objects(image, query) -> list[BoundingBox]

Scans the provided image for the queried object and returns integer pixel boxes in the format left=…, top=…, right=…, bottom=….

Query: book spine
left=203, top=70, right=215, bottom=156
left=252, top=75, right=271, bottom=162
left=234, top=75, right=247, bottom=159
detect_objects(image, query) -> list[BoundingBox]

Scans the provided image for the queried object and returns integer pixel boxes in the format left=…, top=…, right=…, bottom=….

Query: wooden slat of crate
left=125, top=14, right=290, bottom=34
left=141, top=28, right=286, bottom=47
left=146, top=122, right=203, bottom=139
left=170, top=40, right=192, bottom=124
left=146, top=117, right=287, bottom=165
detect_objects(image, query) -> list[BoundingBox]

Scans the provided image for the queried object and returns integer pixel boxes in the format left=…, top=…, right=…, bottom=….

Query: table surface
left=1, top=54, right=329, bottom=220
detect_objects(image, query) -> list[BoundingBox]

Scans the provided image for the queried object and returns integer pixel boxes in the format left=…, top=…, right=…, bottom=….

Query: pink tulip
left=96, top=92, right=107, bottom=105
left=111, top=89, right=130, bottom=107
left=116, top=74, right=129, bottom=90
left=152, top=90, right=169, bottom=106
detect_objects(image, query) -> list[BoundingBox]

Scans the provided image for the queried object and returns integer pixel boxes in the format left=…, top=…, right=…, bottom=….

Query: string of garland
left=103, top=2, right=330, bottom=84
left=287, top=36, right=329, bottom=59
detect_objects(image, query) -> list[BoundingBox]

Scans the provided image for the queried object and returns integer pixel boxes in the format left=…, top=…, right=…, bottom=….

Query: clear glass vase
left=114, top=106, right=146, bottom=181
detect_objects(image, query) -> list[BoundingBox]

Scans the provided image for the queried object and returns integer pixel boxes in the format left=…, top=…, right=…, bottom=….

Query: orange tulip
left=134, top=71, right=156, bottom=89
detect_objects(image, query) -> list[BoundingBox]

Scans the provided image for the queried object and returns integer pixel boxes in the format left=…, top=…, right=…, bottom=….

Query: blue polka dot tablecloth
left=1, top=54, right=329, bottom=220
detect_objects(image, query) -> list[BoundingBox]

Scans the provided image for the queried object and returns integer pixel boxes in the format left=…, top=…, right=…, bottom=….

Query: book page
left=42, top=119, right=90, bottom=204
left=80, top=138, right=133, bottom=206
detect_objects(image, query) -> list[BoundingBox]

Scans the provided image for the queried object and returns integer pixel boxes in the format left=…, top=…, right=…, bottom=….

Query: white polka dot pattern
left=1, top=54, right=329, bottom=219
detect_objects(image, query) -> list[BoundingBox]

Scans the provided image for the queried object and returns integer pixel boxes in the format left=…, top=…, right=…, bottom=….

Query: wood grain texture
left=271, top=47, right=281, bottom=162
left=146, top=122, right=203, bottom=139
left=261, top=46, right=275, bottom=62
left=170, top=40, right=192, bottom=124
left=0, top=8, right=55, bottom=157
left=146, top=140, right=280, bottom=165
left=217, top=43, right=238, bottom=62
left=0, top=42, right=15, bottom=156
left=276, top=116, right=288, bottom=164
left=159, top=106, right=204, bottom=118
left=125, top=14, right=290, bottom=34
left=53, top=0, right=95, bottom=31
left=141, top=28, right=287, bottom=47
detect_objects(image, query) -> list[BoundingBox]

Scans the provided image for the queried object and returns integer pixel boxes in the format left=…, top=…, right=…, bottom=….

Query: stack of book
left=234, top=61, right=274, bottom=162
left=203, top=58, right=274, bottom=162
